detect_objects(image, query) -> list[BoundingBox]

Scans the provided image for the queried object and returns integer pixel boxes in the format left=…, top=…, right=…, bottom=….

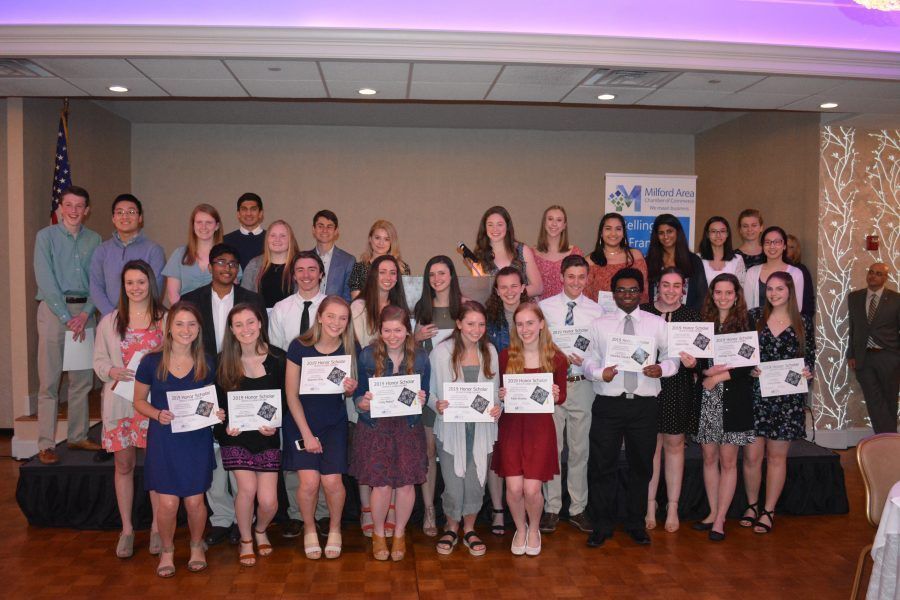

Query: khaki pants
left=543, top=378, right=594, bottom=515
left=37, top=301, right=95, bottom=451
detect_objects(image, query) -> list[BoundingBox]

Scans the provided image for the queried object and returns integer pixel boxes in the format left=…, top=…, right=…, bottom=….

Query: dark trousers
left=587, top=394, right=658, bottom=532
left=856, top=350, right=900, bottom=434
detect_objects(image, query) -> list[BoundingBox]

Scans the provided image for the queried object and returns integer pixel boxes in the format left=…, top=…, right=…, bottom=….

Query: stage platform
left=17, top=428, right=848, bottom=530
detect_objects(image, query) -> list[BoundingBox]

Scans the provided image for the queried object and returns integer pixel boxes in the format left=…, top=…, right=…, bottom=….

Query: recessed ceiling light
left=108, top=85, right=129, bottom=93
left=820, top=102, right=839, bottom=109
left=358, top=88, right=377, bottom=96
left=597, top=93, right=617, bottom=101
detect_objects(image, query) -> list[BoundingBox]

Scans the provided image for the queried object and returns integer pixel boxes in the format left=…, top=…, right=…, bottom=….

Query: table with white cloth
left=869, top=480, right=900, bottom=600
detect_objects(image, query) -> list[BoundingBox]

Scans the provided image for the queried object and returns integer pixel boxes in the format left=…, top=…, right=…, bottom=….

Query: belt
left=65, top=296, right=88, bottom=304
left=566, top=374, right=585, bottom=382
left=865, top=347, right=883, bottom=353
left=620, top=393, right=636, bottom=400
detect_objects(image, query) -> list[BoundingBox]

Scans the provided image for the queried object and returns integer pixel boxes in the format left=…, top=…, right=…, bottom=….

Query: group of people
left=33, top=187, right=898, bottom=576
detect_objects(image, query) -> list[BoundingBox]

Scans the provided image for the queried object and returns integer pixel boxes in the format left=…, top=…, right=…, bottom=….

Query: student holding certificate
left=93, top=259, right=166, bottom=559
left=692, top=273, right=756, bottom=542
left=429, top=301, right=501, bottom=557
left=351, top=305, right=429, bottom=562
left=742, top=272, right=814, bottom=534
left=214, top=303, right=286, bottom=566
left=413, top=255, right=468, bottom=538
left=492, top=303, right=565, bottom=556
left=284, top=296, right=359, bottom=560
left=133, top=301, right=223, bottom=578
left=639, top=267, right=700, bottom=534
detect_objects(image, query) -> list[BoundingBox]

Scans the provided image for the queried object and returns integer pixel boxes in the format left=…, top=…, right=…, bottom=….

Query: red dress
left=491, top=349, right=568, bottom=481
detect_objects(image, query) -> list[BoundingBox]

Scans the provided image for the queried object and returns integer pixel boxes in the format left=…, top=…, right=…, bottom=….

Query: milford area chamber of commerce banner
left=604, top=173, right=697, bottom=253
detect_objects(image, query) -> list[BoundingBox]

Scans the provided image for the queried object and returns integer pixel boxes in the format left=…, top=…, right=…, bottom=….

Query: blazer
left=315, top=245, right=356, bottom=302
left=846, top=287, right=900, bottom=369
left=181, top=284, right=267, bottom=356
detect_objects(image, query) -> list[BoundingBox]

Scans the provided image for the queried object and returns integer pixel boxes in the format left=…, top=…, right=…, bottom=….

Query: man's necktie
left=300, top=300, right=313, bottom=334
left=623, top=315, right=638, bottom=393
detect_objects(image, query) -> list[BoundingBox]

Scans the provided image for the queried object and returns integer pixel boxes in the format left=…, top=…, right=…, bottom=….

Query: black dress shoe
left=708, top=529, right=726, bottom=542
left=92, top=450, right=113, bottom=463
left=282, top=519, right=302, bottom=538
left=228, top=523, right=241, bottom=545
left=627, top=528, right=651, bottom=545
left=691, top=521, right=714, bottom=531
left=204, top=525, right=230, bottom=546
left=586, top=530, right=612, bottom=548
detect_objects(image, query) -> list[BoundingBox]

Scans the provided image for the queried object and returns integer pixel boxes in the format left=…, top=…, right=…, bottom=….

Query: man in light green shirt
left=34, top=185, right=102, bottom=464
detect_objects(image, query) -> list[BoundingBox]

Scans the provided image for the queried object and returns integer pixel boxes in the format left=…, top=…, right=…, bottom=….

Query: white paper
left=549, top=325, right=592, bottom=358
left=168, top=385, right=220, bottom=433
left=758, top=358, right=809, bottom=398
left=112, top=350, right=146, bottom=403
left=667, top=322, right=716, bottom=358
left=63, top=328, right=95, bottom=371
left=227, top=389, right=282, bottom=431
left=597, top=291, right=618, bottom=314
left=431, top=328, right=455, bottom=349
left=299, top=355, right=352, bottom=395
left=503, top=372, right=555, bottom=414
left=369, top=374, right=422, bottom=418
left=442, top=382, right=495, bottom=423
left=713, top=331, right=761, bottom=367
left=604, top=333, right=656, bottom=373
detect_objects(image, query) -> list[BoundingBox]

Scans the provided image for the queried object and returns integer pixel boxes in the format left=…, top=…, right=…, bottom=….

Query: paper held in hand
left=713, top=331, right=760, bottom=367
left=597, top=291, right=618, bottom=315
left=503, top=372, right=554, bottom=414
left=758, top=358, right=809, bottom=397
left=168, top=385, right=220, bottom=433
left=549, top=325, right=592, bottom=358
left=667, top=322, right=716, bottom=358
left=227, top=389, right=282, bottom=431
left=299, top=355, right=352, bottom=395
left=63, top=328, right=95, bottom=371
left=442, top=382, right=495, bottom=423
left=112, top=350, right=146, bottom=403
left=604, top=333, right=656, bottom=373
left=369, top=374, right=422, bottom=418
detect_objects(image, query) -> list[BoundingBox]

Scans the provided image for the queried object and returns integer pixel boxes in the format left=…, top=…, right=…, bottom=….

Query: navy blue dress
left=136, top=352, right=217, bottom=497
left=283, top=340, right=351, bottom=474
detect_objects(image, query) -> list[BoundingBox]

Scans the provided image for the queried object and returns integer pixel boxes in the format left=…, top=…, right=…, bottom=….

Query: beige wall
left=133, top=124, right=695, bottom=272
left=0, top=99, right=9, bottom=427
left=695, top=112, right=820, bottom=273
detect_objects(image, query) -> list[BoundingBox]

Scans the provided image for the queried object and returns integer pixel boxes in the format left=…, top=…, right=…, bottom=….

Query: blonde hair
left=256, top=220, right=301, bottom=294
left=505, top=302, right=559, bottom=374
left=536, top=205, right=572, bottom=253
left=183, top=204, right=223, bottom=266
left=297, top=296, right=358, bottom=380
left=156, top=302, right=209, bottom=382
left=360, top=219, right=408, bottom=272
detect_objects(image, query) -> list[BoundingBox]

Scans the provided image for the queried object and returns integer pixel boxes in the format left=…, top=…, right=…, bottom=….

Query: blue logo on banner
left=608, top=185, right=641, bottom=212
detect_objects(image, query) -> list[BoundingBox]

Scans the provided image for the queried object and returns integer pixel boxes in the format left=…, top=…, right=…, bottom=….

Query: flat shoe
left=463, top=531, right=486, bottom=557
left=116, top=532, right=134, bottom=559
left=691, top=521, right=714, bottom=531
left=187, top=540, right=208, bottom=572
left=148, top=531, right=162, bottom=555
left=436, top=530, right=458, bottom=556
left=525, top=530, right=542, bottom=557
left=254, top=528, right=273, bottom=557
left=708, top=529, right=726, bottom=542
left=239, top=540, right=256, bottom=567
left=324, top=532, right=343, bottom=559
left=156, top=546, right=176, bottom=578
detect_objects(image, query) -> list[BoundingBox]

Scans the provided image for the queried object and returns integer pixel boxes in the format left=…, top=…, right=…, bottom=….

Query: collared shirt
left=582, top=307, right=679, bottom=397
left=89, top=230, right=166, bottom=316
left=211, top=287, right=235, bottom=352
left=867, top=287, right=884, bottom=312
left=34, top=223, right=101, bottom=322
left=316, top=245, right=335, bottom=294
left=268, top=291, right=327, bottom=350
left=539, top=292, right=605, bottom=375
left=239, top=225, right=264, bottom=236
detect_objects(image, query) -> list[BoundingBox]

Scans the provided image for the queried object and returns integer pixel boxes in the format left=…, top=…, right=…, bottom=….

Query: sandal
left=239, top=539, right=256, bottom=567
left=324, top=531, right=342, bottom=559
left=754, top=509, right=775, bottom=534
left=304, top=532, right=322, bottom=560
left=423, top=506, right=438, bottom=537
left=436, top=530, right=459, bottom=555
left=187, top=540, right=208, bottom=573
left=739, top=502, right=760, bottom=528
left=664, top=501, right=680, bottom=533
left=463, top=531, right=486, bottom=557
left=148, top=530, right=162, bottom=555
left=390, top=534, right=406, bottom=561
left=116, top=532, right=135, bottom=559
left=360, top=507, right=374, bottom=538
left=645, top=499, right=658, bottom=530
left=372, top=533, right=390, bottom=561
left=156, top=546, right=176, bottom=578
left=491, top=508, right=506, bottom=536
left=254, top=528, right=273, bottom=557
left=385, top=504, right=396, bottom=538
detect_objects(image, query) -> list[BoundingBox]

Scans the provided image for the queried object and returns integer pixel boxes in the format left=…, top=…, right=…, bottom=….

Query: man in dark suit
left=846, top=262, right=900, bottom=434
left=180, top=243, right=267, bottom=546
left=223, top=193, right=265, bottom=269
left=311, top=209, right=355, bottom=302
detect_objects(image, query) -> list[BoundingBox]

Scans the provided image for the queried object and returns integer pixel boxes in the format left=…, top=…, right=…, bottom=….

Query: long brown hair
left=115, top=259, right=166, bottom=338
left=475, top=205, right=521, bottom=274
left=485, top=266, right=527, bottom=326
left=505, top=302, right=560, bottom=374
left=449, top=301, right=495, bottom=381
left=372, top=305, right=417, bottom=377
left=757, top=271, right=805, bottom=353
left=361, top=254, right=409, bottom=336
left=298, top=296, right=358, bottom=379
left=182, top=204, right=223, bottom=266
left=217, top=303, right=270, bottom=392
left=535, top=205, right=572, bottom=253
left=589, top=212, right=636, bottom=267
left=701, top=273, right=750, bottom=333
left=255, top=220, right=300, bottom=294
left=359, top=219, right=408, bottom=272
left=156, top=301, right=209, bottom=381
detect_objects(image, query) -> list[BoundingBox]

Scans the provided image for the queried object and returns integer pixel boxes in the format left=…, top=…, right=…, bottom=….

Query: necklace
left=605, top=247, right=622, bottom=256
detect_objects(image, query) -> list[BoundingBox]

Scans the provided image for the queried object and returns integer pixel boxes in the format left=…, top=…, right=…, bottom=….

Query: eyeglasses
left=614, top=287, right=641, bottom=295
left=763, top=240, right=784, bottom=247
left=114, top=209, right=138, bottom=216
left=212, top=259, right=239, bottom=268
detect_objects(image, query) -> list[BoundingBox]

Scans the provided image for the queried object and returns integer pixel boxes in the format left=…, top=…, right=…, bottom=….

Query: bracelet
left=156, top=409, right=162, bottom=422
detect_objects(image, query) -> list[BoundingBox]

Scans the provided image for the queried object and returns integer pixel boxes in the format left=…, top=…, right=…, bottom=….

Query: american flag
left=49, top=105, right=71, bottom=224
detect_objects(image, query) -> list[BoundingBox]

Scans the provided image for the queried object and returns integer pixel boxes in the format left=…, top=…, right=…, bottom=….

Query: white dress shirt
left=539, top=292, right=605, bottom=376
left=210, top=287, right=235, bottom=353
left=316, top=245, right=334, bottom=294
left=582, top=307, right=679, bottom=397
left=239, top=225, right=264, bottom=236
left=268, top=291, right=327, bottom=350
